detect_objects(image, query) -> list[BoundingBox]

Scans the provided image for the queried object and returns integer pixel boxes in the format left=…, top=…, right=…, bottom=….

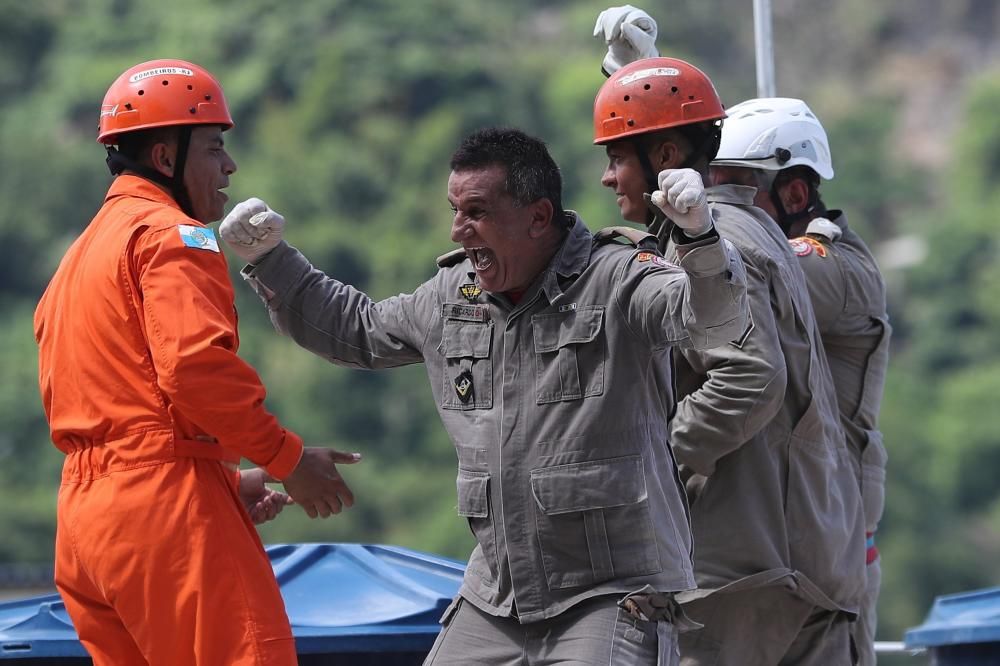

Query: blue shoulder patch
left=178, top=225, right=220, bottom=253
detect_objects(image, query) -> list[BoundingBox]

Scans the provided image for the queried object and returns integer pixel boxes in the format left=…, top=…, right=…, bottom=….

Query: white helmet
left=713, top=97, right=834, bottom=180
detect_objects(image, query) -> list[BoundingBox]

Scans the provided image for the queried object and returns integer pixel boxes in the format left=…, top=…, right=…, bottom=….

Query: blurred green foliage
left=3, top=0, right=1000, bottom=645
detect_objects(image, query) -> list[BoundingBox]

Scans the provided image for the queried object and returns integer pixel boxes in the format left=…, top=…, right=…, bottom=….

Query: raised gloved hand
left=219, top=197, right=286, bottom=264
left=593, top=5, right=659, bottom=76
left=651, top=169, right=714, bottom=237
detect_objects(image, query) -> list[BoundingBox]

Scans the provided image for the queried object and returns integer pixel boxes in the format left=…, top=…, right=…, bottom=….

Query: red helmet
left=97, top=59, right=233, bottom=144
left=593, top=57, right=726, bottom=145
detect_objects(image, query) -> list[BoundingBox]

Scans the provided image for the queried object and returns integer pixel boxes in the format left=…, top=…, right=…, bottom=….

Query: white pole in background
left=753, top=0, right=776, bottom=97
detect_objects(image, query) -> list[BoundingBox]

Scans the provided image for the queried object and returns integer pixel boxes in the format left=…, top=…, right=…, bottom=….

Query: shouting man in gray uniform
left=711, top=97, right=891, bottom=666
left=592, top=40, right=866, bottom=666
left=219, top=128, right=749, bottom=665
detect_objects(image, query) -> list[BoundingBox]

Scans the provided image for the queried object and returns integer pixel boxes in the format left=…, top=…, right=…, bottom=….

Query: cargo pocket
left=439, top=319, right=494, bottom=410
left=530, top=455, right=661, bottom=590
left=532, top=306, right=606, bottom=404
left=860, top=429, right=887, bottom=533
left=456, top=469, right=500, bottom=583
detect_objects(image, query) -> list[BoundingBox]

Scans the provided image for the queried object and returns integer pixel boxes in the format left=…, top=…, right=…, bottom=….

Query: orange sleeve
left=133, top=221, right=303, bottom=479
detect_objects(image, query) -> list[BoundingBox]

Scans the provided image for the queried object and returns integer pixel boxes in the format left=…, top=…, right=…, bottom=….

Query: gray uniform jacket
left=656, top=186, right=866, bottom=613
left=792, top=212, right=890, bottom=536
left=243, top=213, right=749, bottom=623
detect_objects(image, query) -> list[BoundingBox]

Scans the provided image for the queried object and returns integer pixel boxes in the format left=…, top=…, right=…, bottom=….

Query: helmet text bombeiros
left=128, top=67, right=194, bottom=84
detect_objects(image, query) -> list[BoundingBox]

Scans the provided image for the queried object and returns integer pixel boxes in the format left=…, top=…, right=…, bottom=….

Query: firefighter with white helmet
left=712, top=97, right=834, bottom=229
left=712, top=97, right=891, bottom=666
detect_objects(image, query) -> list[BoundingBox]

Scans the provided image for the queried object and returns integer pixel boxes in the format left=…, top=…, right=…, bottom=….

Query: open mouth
left=468, top=247, right=495, bottom=271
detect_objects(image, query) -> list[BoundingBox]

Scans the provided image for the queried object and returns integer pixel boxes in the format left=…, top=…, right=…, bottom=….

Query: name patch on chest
left=442, top=303, right=489, bottom=322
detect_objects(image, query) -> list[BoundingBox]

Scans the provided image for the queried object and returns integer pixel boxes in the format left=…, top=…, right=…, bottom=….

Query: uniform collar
left=105, top=174, right=182, bottom=211
left=540, top=212, right=591, bottom=305
left=705, top=183, right=757, bottom=206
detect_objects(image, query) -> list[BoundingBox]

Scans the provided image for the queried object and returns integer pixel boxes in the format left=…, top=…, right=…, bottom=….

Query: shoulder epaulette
left=805, top=217, right=842, bottom=242
left=436, top=248, right=468, bottom=268
left=593, top=226, right=657, bottom=248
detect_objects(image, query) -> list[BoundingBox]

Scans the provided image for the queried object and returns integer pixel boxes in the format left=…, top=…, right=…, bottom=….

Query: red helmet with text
left=594, top=56, right=726, bottom=145
left=98, top=59, right=233, bottom=145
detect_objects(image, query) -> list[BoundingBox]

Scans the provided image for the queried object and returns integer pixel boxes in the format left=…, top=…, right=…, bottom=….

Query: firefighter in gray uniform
left=219, top=128, right=749, bottom=665
left=711, top=97, right=890, bottom=666
left=593, top=53, right=866, bottom=664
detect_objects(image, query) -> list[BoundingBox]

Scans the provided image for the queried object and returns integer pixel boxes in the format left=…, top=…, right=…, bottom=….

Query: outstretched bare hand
left=282, top=447, right=362, bottom=519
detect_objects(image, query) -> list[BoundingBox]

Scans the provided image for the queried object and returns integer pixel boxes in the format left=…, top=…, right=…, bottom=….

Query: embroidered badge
left=790, top=236, right=827, bottom=258
left=804, top=236, right=828, bottom=257
left=453, top=370, right=474, bottom=404
left=459, top=283, right=482, bottom=302
left=178, top=225, right=220, bottom=253
left=789, top=238, right=812, bottom=257
left=636, top=251, right=671, bottom=267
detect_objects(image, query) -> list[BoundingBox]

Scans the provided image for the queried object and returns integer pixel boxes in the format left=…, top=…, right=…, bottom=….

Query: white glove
left=219, top=197, right=286, bottom=264
left=593, top=5, right=659, bottom=76
left=651, top=169, right=714, bottom=237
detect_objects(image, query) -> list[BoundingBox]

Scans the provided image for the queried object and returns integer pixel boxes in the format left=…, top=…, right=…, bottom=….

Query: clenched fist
left=651, top=169, right=714, bottom=237
left=219, top=197, right=286, bottom=264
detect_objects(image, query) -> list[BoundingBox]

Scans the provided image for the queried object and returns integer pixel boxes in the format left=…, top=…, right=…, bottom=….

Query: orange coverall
left=34, top=175, right=303, bottom=665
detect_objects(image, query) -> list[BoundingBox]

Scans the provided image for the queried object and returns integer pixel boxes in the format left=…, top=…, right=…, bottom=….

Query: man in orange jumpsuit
left=34, top=59, right=360, bottom=665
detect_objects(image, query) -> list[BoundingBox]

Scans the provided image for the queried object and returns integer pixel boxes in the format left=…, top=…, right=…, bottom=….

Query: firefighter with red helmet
left=593, top=50, right=866, bottom=664
left=34, top=59, right=360, bottom=665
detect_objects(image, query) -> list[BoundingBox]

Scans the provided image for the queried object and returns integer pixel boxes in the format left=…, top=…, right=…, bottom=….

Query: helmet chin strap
left=105, top=127, right=196, bottom=219
left=632, top=139, right=661, bottom=227
left=633, top=124, right=722, bottom=228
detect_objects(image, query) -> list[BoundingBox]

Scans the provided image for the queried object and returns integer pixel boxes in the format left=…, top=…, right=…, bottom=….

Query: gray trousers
left=678, top=586, right=854, bottom=665
left=424, top=594, right=680, bottom=666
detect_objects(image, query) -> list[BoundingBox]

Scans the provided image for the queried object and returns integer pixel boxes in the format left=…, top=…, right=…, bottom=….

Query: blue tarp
left=905, top=586, right=1000, bottom=648
left=0, top=543, right=464, bottom=661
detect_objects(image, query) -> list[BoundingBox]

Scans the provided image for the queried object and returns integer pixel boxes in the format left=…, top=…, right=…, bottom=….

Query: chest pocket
left=438, top=318, right=494, bottom=410
left=532, top=306, right=606, bottom=404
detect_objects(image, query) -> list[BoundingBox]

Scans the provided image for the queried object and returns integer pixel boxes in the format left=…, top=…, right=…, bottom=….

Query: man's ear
left=778, top=178, right=811, bottom=215
left=528, top=198, right=555, bottom=238
left=648, top=138, right=685, bottom=172
left=149, top=141, right=176, bottom=178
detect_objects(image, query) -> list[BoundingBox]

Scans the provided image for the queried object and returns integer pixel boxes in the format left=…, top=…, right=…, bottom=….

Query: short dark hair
left=639, top=120, right=723, bottom=169
left=114, top=127, right=178, bottom=163
left=450, top=127, right=568, bottom=228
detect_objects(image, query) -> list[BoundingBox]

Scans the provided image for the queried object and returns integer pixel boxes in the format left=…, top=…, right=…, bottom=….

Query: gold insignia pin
left=460, top=284, right=482, bottom=302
